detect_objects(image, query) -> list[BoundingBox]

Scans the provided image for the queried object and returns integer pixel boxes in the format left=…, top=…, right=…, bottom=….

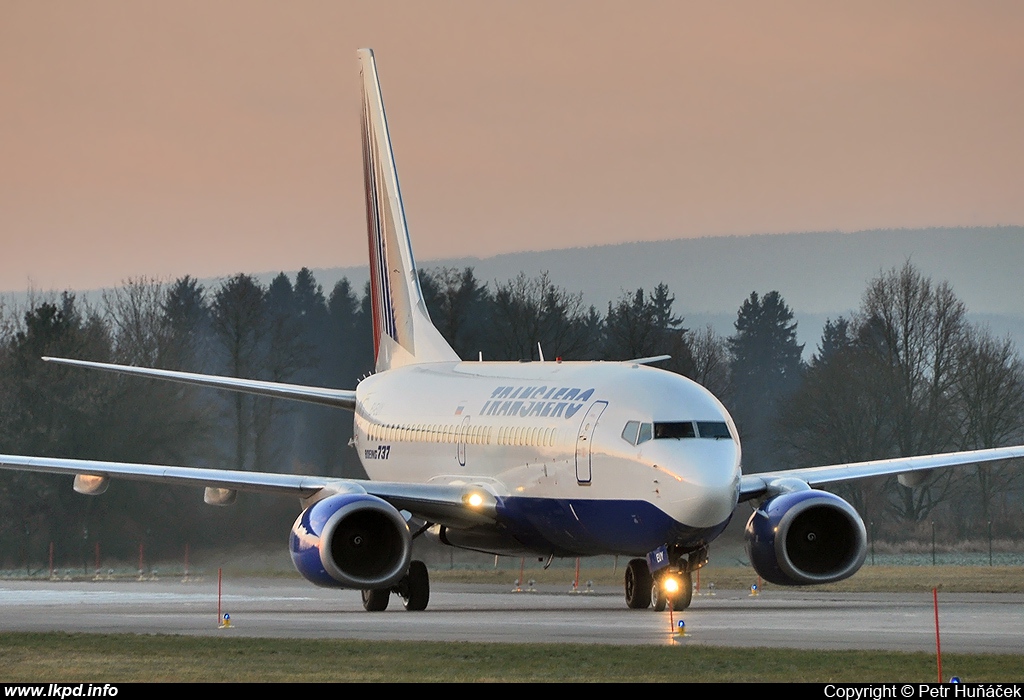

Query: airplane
left=2, top=48, right=1023, bottom=613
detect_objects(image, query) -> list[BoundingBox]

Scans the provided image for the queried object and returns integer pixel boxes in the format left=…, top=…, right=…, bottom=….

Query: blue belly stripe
left=495, top=497, right=731, bottom=557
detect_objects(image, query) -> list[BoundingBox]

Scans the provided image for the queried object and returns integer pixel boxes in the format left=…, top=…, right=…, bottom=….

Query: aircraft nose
left=658, top=444, right=739, bottom=528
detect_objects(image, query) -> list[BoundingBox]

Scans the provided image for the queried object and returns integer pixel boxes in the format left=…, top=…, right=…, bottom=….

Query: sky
left=1, top=1, right=1022, bottom=292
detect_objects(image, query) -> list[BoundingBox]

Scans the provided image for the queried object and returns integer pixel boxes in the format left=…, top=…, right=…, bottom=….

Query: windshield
left=621, top=420, right=732, bottom=445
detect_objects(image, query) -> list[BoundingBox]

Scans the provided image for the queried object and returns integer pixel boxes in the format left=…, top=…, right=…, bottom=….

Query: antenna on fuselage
left=537, top=342, right=545, bottom=362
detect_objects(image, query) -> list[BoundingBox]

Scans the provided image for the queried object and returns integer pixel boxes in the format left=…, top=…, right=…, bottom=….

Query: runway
left=0, top=577, right=1021, bottom=652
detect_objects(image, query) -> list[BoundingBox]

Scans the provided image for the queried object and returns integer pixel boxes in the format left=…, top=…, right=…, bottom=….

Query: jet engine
left=289, top=493, right=412, bottom=589
left=744, top=489, right=866, bottom=585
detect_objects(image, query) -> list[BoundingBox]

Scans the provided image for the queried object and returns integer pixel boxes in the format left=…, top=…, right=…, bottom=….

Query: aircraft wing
left=738, top=444, right=1024, bottom=501
left=0, top=454, right=496, bottom=528
left=42, top=357, right=356, bottom=410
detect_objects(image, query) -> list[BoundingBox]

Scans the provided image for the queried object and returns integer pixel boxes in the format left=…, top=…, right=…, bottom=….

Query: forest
left=0, top=261, right=1021, bottom=567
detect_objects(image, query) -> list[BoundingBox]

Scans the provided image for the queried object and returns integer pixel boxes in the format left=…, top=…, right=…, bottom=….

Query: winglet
left=358, top=48, right=458, bottom=371
left=623, top=355, right=672, bottom=365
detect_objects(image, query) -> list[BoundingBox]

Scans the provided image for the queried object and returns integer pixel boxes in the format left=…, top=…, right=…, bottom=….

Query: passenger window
left=621, top=421, right=640, bottom=445
left=637, top=423, right=653, bottom=444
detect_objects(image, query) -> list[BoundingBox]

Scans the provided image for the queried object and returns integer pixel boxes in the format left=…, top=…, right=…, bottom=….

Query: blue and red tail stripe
left=361, top=79, right=398, bottom=360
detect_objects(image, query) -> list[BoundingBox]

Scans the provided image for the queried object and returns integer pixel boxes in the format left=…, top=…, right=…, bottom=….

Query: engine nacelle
left=745, top=489, right=867, bottom=586
left=289, top=493, right=412, bottom=589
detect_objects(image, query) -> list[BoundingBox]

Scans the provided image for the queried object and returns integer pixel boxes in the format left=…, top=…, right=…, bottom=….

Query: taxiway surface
left=0, top=577, right=1020, bottom=652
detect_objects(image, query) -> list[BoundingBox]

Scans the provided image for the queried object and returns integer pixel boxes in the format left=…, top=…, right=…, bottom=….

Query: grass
left=0, top=633, right=1018, bottom=682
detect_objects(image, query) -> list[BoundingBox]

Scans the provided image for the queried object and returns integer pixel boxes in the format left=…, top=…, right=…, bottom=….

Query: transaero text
left=480, top=387, right=595, bottom=420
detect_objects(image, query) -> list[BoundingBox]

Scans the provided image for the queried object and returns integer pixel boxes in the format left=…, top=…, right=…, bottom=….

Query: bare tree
left=857, top=263, right=967, bottom=520
left=859, top=263, right=967, bottom=454
left=780, top=263, right=1024, bottom=529
left=685, top=325, right=731, bottom=399
left=952, top=327, right=1024, bottom=524
left=103, top=278, right=170, bottom=367
left=100, top=278, right=212, bottom=464
left=491, top=272, right=599, bottom=360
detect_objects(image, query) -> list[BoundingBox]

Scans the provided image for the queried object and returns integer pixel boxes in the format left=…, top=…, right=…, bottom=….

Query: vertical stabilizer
left=359, top=48, right=459, bottom=371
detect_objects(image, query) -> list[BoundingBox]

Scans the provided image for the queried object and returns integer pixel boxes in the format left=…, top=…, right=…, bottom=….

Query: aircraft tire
left=361, top=588, right=390, bottom=611
left=651, top=580, right=666, bottom=612
left=676, top=570, right=693, bottom=610
left=624, top=558, right=652, bottom=609
left=401, top=560, right=430, bottom=611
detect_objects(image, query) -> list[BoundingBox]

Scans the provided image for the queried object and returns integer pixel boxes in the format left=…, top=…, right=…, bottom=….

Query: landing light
left=663, top=576, right=681, bottom=594
left=461, top=489, right=496, bottom=514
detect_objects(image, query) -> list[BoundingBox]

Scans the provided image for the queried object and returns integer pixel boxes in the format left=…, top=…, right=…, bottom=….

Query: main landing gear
left=624, top=556, right=696, bottom=611
left=361, top=559, right=430, bottom=612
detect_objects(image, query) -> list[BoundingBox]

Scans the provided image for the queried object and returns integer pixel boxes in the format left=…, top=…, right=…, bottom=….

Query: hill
left=292, top=226, right=1024, bottom=351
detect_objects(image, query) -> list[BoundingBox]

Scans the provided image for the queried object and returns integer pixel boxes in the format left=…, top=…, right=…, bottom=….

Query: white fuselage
left=352, top=360, right=742, bottom=556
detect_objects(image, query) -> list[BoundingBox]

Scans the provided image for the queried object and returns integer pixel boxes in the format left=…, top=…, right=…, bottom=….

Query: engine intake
left=290, top=493, right=412, bottom=589
left=745, top=489, right=866, bottom=585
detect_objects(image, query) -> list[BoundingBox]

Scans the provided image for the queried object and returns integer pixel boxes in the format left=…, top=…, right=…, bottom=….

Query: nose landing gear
left=650, top=568, right=692, bottom=612
left=624, top=558, right=653, bottom=609
left=624, top=545, right=704, bottom=611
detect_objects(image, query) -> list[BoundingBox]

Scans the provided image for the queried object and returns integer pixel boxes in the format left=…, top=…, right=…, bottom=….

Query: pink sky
left=1, top=1, right=1022, bottom=292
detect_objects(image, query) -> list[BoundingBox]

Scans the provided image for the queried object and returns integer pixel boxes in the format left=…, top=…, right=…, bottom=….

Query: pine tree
left=728, top=291, right=804, bottom=471
left=604, top=283, right=693, bottom=374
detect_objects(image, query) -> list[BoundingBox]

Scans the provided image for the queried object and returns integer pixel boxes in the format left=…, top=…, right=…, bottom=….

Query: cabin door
left=575, top=401, right=607, bottom=484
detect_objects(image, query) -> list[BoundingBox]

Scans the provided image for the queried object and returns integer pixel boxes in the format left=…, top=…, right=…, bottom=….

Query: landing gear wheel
left=624, top=558, right=652, bottom=609
left=651, top=580, right=667, bottom=612
left=399, top=560, right=430, bottom=611
left=676, top=570, right=693, bottom=611
left=651, top=570, right=694, bottom=611
left=361, top=588, right=390, bottom=612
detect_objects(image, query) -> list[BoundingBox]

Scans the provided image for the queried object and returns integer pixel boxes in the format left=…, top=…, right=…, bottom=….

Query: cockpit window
left=622, top=419, right=732, bottom=445
left=654, top=421, right=696, bottom=439
left=696, top=421, right=731, bottom=439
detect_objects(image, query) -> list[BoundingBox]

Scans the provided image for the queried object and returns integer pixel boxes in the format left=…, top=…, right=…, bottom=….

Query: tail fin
left=358, top=48, right=459, bottom=371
